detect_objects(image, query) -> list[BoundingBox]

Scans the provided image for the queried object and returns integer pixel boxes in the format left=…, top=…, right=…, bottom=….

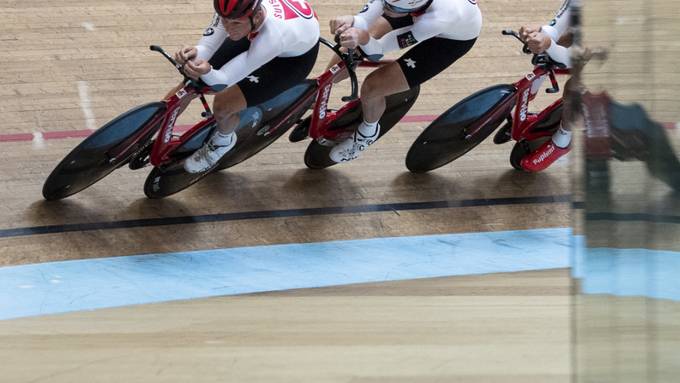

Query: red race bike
left=291, top=46, right=419, bottom=169
left=42, top=39, right=419, bottom=200
left=405, top=30, right=570, bottom=173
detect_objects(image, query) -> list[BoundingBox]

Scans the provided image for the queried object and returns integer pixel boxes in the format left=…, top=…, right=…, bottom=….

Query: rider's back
left=257, top=0, right=320, bottom=57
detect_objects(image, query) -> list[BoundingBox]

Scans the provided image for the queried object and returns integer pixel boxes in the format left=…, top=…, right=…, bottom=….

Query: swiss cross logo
left=270, top=0, right=314, bottom=20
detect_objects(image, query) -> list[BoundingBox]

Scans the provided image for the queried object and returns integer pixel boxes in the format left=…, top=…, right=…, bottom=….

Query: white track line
left=81, top=22, right=96, bottom=31
left=77, top=81, right=97, bottom=130
left=32, top=132, right=45, bottom=149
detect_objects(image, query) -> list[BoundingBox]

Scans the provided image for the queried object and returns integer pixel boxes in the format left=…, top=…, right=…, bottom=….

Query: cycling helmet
left=214, top=0, right=262, bottom=19
left=383, top=0, right=433, bottom=14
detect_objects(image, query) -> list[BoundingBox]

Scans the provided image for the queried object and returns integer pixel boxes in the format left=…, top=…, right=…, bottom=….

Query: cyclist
left=177, top=0, right=320, bottom=173
left=516, top=0, right=574, bottom=172
left=327, top=0, right=482, bottom=163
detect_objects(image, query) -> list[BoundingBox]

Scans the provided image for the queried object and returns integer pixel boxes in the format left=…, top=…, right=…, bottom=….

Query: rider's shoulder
left=419, top=0, right=479, bottom=21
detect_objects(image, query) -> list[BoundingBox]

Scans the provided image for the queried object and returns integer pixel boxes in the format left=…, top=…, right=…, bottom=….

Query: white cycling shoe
left=329, top=123, right=380, bottom=163
left=183, top=131, right=237, bottom=173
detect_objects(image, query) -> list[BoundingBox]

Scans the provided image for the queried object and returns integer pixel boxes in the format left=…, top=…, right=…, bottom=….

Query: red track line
left=42, top=130, right=94, bottom=140
left=0, top=114, right=440, bottom=143
left=0, top=133, right=34, bottom=142
left=400, top=115, right=439, bottom=123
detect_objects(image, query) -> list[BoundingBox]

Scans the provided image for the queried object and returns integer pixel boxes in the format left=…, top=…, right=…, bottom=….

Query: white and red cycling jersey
left=354, top=0, right=482, bottom=57
left=195, top=0, right=320, bottom=88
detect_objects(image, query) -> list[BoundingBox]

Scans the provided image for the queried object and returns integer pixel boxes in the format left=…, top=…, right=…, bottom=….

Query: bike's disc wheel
left=42, top=102, right=165, bottom=200
left=216, top=99, right=312, bottom=171
left=145, top=82, right=317, bottom=198
left=304, top=86, right=420, bottom=169
left=144, top=162, right=213, bottom=199
left=143, top=123, right=217, bottom=199
left=406, top=85, right=515, bottom=173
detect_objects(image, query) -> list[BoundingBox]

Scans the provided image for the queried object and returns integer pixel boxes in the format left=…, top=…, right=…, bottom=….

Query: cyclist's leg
left=182, top=38, right=251, bottom=173
left=233, top=42, right=319, bottom=108
left=520, top=77, right=577, bottom=172
left=208, top=39, right=318, bottom=136
left=183, top=85, right=246, bottom=173
left=330, top=37, right=476, bottom=162
left=213, top=86, right=248, bottom=135
left=184, top=43, right=319, bottom=173
left=364, top=37, right=476, bottom=122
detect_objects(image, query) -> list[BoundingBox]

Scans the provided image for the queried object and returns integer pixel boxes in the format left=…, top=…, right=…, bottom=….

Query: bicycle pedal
left=289, top=118, right=311, bottom=143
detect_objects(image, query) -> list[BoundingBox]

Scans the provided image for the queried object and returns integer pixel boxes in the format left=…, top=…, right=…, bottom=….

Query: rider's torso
left=357, top=0, right=482, bottom=42
left=417, top=0, right=482, bottom=41
left=197, top=1, right=319, bottom=88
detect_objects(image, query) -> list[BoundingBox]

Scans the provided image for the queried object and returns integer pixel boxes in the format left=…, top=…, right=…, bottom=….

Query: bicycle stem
left=501, top=29, right=532, bottom=54
left=319, top=37, right=360, bottom=102
left=150, top=45, right=204, bottom=91
left=150, top=45, right=182, bottom=70
left=546, top=71, right=560, bottom=94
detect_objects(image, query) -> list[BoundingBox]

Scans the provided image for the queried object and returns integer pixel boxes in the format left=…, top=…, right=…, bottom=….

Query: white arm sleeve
left=541, top=0, right=570, bottom=42
left=196, top=14, right=229, bottom=61
left=360, top=13, right=448, bottom=56
left=353, top=0, right=384, bottom=30
left=545, top=44, right=571, bottom=67
left=200, top=28, right=284, bottom=88
left=541, top=0, right=572, bottom=67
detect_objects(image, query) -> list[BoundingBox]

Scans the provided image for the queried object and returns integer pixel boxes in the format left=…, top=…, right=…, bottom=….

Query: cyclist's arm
left=359, top=13, right=448, bottom=58
left=200, top=28, right=283, bottom=90
left=541, top=0, right=571, bottom=66
left=541, top=0, right=570, bottom=41
left=196, top=14, right=229, bottom=61
left=545, top=42, right=570, bottom=67
left=353, top=0, right=384, bottom=30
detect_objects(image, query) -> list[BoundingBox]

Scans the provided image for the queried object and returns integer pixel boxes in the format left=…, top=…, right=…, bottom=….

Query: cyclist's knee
left=213, top=88, right=247, bottom=121
left=361, top=72, right=385, bottom=100
left=362, top=62, right=408, bottom=100
left=213, top=107, right=235, bottom=123
left=212, top=100, right=241, bottom=124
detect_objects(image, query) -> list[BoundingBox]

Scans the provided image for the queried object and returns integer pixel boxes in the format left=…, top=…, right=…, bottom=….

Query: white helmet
left=383, top=0, right=432, bottom=14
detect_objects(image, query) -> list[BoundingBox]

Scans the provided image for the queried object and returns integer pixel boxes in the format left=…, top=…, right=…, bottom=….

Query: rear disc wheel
left=42, top=102, right=165, bottom=200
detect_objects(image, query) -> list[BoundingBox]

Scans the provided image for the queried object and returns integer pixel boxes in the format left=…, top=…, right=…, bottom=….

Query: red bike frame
left=463, top=63, right=570, bottom=143
left=108, top=45, right=385, bottom=168
left=510, top=66, right=570, bottom=142
left=227, top=56, right=385, bottom=143
left=307, top=60, right=382, bottom=142
left=106, top=83, right=215, bottom=167
left=238, top=57, right=385, bottom=144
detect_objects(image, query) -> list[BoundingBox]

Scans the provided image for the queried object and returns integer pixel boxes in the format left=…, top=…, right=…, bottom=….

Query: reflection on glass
left=572, top=0, right=680, bottom=381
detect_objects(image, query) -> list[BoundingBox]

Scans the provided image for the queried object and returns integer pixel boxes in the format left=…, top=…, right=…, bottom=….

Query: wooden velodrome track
left=0, top=1, right=574, bottom=382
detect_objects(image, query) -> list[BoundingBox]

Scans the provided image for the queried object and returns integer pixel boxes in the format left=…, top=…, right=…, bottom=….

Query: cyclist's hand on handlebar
left=339, top=27, right=369, bottom=50
left=184, top=59, right=211, bottom=81
left=519, top=25, right=539, bottom=42
left=525, top=31, right=552, bottom=54
left=330, top=15, right=354, bottom=35
left=175, top=46, right=198, bottom=65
